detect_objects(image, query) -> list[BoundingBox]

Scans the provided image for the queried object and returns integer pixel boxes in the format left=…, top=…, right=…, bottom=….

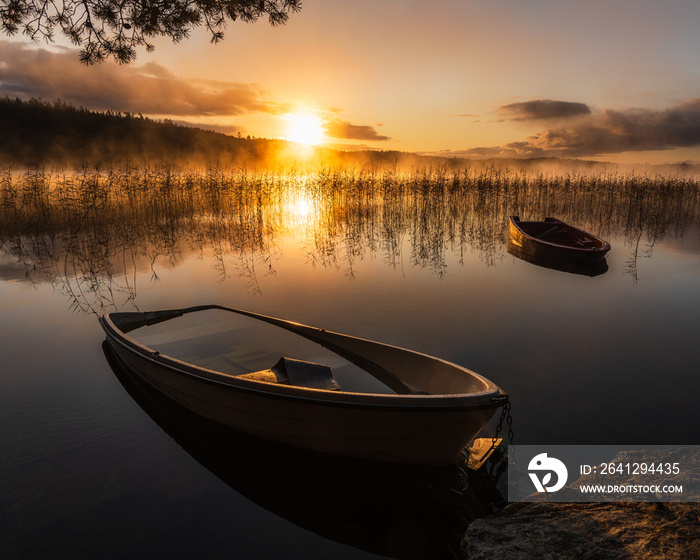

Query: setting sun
left=281, top=112, right=325, bottom=145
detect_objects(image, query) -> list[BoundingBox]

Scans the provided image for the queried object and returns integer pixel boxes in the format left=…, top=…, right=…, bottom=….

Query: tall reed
left=1, top=163, right=698, bottom=310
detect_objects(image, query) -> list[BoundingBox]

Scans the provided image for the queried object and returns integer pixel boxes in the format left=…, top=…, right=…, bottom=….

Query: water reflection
left=1, top=165, right=698, bottom=309
left=507, top=242, right=610, bottom=277
left=103, top=341, right=504, bottom=560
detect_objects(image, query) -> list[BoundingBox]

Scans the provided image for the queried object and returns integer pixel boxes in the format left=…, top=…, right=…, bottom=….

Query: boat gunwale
left=99, top=309, right=503, bottom=411
left=509, top=216, right=611, bottom=254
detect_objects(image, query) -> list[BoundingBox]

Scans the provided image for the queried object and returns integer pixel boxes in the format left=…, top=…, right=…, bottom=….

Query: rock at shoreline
left=462, top=501, right=699, bottom=560
left=462, top=447, right=700, bottom=559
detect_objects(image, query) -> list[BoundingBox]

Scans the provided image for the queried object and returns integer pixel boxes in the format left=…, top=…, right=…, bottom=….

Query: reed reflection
left=1, top=164, right=698, bottom=310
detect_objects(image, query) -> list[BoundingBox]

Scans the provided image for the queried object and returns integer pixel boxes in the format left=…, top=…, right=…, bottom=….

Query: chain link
left=482, top=396, right=514, bottom=481
left=490, top=395, right=513, bottom=450
left=505, top=400, right=514, bottom=445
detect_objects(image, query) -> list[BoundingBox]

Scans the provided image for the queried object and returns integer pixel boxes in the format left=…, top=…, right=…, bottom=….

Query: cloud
left=323, top=118, right=391, bottom=141
left=323, top=142, right=380, bottom=152
left=0, top=40, right=288, bottom=117
left=499, top=99, right=592, bottom=121
left=468, top=99, right=700, bottom=158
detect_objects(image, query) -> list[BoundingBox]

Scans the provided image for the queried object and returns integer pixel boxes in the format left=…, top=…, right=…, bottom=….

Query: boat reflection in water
left=100, top=306, right=504, bottom=466
left=103, top=342, right=505, bottom=560
left=508, top=241, right=609, bottom=277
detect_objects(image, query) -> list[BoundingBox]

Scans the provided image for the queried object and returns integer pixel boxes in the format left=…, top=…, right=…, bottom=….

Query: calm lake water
left=1, top=167, right=699, bottom=559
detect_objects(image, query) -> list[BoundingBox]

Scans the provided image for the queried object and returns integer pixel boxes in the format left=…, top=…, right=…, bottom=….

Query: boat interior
left=516, top=219, right=600, bottom=247
left=108, top=307, right=496, bottom=398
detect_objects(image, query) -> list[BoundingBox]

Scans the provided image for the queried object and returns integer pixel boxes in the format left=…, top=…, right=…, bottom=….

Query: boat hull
left=101, top=308, right=503, bottom=465
left=509, top=216, right=610, bottom=262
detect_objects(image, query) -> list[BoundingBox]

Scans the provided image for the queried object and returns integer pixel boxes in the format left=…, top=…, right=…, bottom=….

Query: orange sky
left=2, top=0, right=700, bottom=164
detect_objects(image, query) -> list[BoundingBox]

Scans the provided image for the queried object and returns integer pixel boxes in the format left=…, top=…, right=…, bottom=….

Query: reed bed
left=1, top=163, right=698, bottom=309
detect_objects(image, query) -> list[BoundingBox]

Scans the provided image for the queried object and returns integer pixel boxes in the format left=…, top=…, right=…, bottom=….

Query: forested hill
left=0, top=97, right=316, bottom=167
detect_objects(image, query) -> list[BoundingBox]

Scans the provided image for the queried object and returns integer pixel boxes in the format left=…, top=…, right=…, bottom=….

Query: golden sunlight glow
left=292, top=197, right=312, bottom=219
left=282, top=189, right=320, bottom=230
left=286, top=193, right=314, bottom=225
left=282, top=112, right=325, bottom=145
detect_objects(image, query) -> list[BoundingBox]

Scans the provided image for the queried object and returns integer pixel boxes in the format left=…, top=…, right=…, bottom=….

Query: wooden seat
left=237, top=357, right=340, bottom=390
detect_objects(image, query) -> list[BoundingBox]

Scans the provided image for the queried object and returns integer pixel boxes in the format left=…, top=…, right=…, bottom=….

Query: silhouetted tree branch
left=0, top=0, right=302, bottom=64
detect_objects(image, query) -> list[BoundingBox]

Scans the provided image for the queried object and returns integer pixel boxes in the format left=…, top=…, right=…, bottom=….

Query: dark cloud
left=499, top=99, right=592, bottom=121
left=0, top=40, right=288, bottom=117
left=467, top=99, right=700, bottom=158
left=323, top=142, right=378, bottom=152
left=323, top=118, right=390, bottom=141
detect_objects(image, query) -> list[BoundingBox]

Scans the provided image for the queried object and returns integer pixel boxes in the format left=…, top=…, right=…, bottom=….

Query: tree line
left=0, top=96, right=300, bottom=167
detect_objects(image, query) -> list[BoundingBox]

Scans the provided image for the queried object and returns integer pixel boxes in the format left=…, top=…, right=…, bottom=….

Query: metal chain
left=490, top=395, right=513, bottom=450
left=491, top=400, right=508, bottom=449
left=505, top=399, right=514, bottom=445
left=484, top=397, right=514, bottom=481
